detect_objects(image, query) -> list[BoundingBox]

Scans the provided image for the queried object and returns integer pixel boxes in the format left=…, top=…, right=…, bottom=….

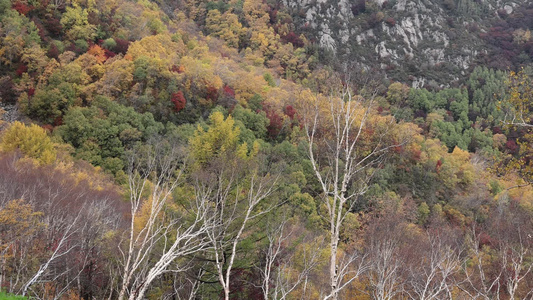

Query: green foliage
left=60, top=5, right=96, bottom=41
left=55, top=97, right=164, bottom=172
left=467, top=66, right=507, bottom=122
left=0, top=291, right=27, bottom=300
left=75, top=39, right=89, bottom=52
left=0, top=0, right=10, bottom=14
left=231, top=105, right=269, bottom=140
left=263, top=72, right=276, bottom=87
left=386, top=82, right=410, bottom=105
left=0, top=9, right=41, bottom=65
left=20, top=61, right=90, bottom=123
left=417, top=202, right=430, bottom=224
left=206, top=1, right=230, bottom=12
left=102, top=38, right=117, bottom=50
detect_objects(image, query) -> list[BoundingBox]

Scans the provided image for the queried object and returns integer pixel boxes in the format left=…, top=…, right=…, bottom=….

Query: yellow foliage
left=37, top=59, right=60, bottom=89
left=0, top=108, right=4, bottom=127
left=243, top=0, right=270, bottom=27
left=505, top=68, right=533, bottom=124
left=133, top=195, right=155, bottom=235
left=189, top=111, right=241, bottom=164
left=0, top=121, right=56, bottom=164
left=127, top=34, right=185, bottom=64
left=421, top=138, right=448, bottom=163
left=96, top=55, right=134, bottom=97
left=205, top=10, right=244, bottom=48
left=513, top=28, right=531, bottom=44
left=438, top=146, right=475, bottom=189
left=232, top=71, right=264, bottom=104
left=189, top=111, right=259, bottom=165
left=180, top=56, right=224, bottom=90
left=21, top=45, right=49, bottom=74
left=0, top=199, right=44, bottom=256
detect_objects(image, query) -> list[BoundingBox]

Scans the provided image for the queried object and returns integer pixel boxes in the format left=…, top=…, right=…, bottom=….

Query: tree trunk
left=329, top=227, right=339, bottom=300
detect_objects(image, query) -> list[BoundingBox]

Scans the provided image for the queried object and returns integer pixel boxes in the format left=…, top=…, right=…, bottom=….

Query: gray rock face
left=287, top=0, right=529, bottom=87
left=0, top=102, right=19, bottom=130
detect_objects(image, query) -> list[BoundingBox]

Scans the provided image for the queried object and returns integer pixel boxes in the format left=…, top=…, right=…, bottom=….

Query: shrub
left=102, top=38, right=117, bottom=50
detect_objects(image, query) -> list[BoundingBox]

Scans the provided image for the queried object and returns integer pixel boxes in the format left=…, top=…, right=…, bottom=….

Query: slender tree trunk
left=329, top=223, right=339, bottom=300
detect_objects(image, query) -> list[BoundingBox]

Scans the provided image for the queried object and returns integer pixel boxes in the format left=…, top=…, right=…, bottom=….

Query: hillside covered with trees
left=0, top=0, right=532, bottom=299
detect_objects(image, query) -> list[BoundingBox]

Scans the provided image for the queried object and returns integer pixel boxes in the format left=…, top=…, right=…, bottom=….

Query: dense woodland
left=0, top=0, right=532, bottom=299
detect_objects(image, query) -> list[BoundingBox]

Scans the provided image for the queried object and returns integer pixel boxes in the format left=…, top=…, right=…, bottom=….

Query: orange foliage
left=87, top=45, right=107, bottom=64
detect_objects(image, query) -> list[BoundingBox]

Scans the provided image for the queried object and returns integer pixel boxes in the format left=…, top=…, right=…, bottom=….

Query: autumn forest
left=0, top=0, right=532, bottom=299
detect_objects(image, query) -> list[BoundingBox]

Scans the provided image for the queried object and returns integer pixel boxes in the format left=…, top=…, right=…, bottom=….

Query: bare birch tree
left=366, top=238, right=403, bottom=300
left=461, top=206, right=533, bottom=300
left=406, top=231, right=463, bottom=300
left=194, top=154, right=278, bottom=300
left=461, top=225, right=504, bottom=300
left=362, top=214, right=408, bottom=300
left=0, top=152, right=124, bottom=299
left=259, top=216, right=324, bottom=300
left=301, top=72, right=409, bottom=300
left=118, top=140, right=211, bottom=300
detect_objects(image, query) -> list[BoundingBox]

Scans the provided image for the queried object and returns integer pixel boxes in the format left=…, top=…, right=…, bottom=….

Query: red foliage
left=281, top=32, right=304, bottom=48
left=12, top=1, right=33, bottom=15
left=393, top=145, right=403, bottom=154
left=351, top=0, right=366, bottom=16
left=268, top=9, right=278, bottom=24
left=16, top=64, right=28, bottom=76
left=32, top=17, right=48, bottom=41
left=478, top=232, right=496, bottom=248
left=363, top=128, right=375, bottom=136
left=47, top=43, right=60, bottom=59
left=264, top=107, right=283, bottom=139
left=53, top=116, right=63, bottom=126
left=41, top=124, right=54, bottom=132
left=223, top=85, right=235, bottom=98
left=28, top=88, right=35, bottom=97
left=104, top=49, right=116, bottom=59
left=385, top=17, right=396, bottom=27
left=44, top=17, right=62, bottom=37
left=206, top=86, right=219, bottom=102
left=411, top=149, right=422, bottom=161
left=492, top=126, right=503, bottom=134
left=171, top=65, right=185, bottom=73
left=436, top=159, right=442, bottom=174
left=284, top=105, right=296, bottom=119
left=414, top=109, right=427, bottom=119
left=65, top=43, right=82, bottom=54
left=505, top=139, right=519, bottom=154
left=114, top=38, right=130, bottom=54
left=171, top=91, right=186, bottom=112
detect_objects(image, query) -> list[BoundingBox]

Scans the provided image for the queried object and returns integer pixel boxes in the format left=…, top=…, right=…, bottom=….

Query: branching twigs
left=407, top=232, right=462, bottom=300
left=259, top=217, right=324, bottom=300
left=199, top=160, right=279, bottom=300
left=118, top=140, right=211, bottom=300
left=302, top=71, right=410, bottom=300
left=21, top=209, right=82, bottom=296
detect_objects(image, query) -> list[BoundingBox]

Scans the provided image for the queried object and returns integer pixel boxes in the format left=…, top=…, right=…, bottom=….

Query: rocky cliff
left=283, top=0, right=531, bottom=87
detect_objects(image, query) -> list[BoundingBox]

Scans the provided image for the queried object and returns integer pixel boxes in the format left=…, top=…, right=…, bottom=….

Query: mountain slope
left=282, top=0, right=532, bottom=87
